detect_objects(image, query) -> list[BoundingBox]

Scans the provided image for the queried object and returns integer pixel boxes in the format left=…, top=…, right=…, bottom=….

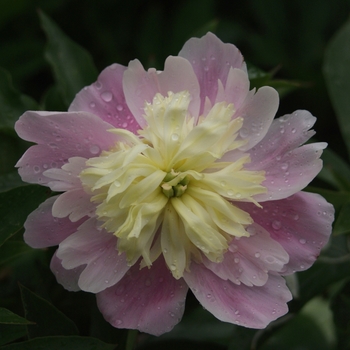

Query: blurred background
left=1, top=1, right=350, bottom=349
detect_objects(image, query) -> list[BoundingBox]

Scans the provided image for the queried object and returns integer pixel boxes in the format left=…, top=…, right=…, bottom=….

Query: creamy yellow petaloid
left=80, top=91, right=266, bottom=279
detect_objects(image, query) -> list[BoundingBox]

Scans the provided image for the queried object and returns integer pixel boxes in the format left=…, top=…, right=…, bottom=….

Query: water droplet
left=101, top=91, right=113, bottom=102
left=234, top=257, right=240, bottom=263
left=144, top=278, right=152, bottom=287
left=171, top=133, right=179, bottom=141
left=239, top=127, right=248, bottom=138
left=247, top=226, right=256, bottom=235
left=114, top=180, right=121, bottom=187
left=281, top=163, right=288, bottom=171
left=254, top=252, right=261, bottom=258
left=291, top=128, right=296, bottom=133
left=117, top=104, right=123, bottom=111
left=235, top=192, right=242, bottom=199
left=299, top=238, right=306, bottom=244
left=169, top=312, right=175, bottom=317
left=34, top=166, right=40, bottom=173
left=272, top=220, right=282, bottom=230
left=206, top=293, right=212, bottom=298
left=89, top=102, right=96, bottom=108
left=105, top=280, right=109, bottom=284
left=90, top=145, right=100, bottom=154
left=122, top=122, right=128, bottom=128
left=115, top=319, right=123, bottom=326
left=95, top=81, right=102, bottom=90
left=227, top=190, right=234, bottom=196
left=220, top=181, right=226, bottom=187
left=266, top=256, right=275, bottom=263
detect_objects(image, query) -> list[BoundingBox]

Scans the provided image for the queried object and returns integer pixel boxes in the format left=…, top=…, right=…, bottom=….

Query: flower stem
left=126, top=329, right=138, bottom=350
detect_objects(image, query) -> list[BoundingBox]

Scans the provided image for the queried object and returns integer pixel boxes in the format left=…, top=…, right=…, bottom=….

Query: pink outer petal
left=23, top=196, right=86, bottom=248
left=50, top=252, right=85, bottom=292
left=244, top=110, right=326, bottom=201
left=52, top=189, right=95, bottom=222
left=69, top=63, right=141, bottom=134
left=123, top=56, right=200, bottom=125
left=178, top=32, right=246, bottom=114
left=184, top=262, right=292, bottom=328
left=238, top=191, right=334, bottom=274
left=43, top=157, right=87, bottom=192
left=15, top=111, right=119, bottom=186
left=56, top=218, right=130, bottom=293
left=215, top=68, right=250, bottom=109
left=97, top=257, right=188, bottom=336
left=235, top=86, right=279, bottom=151
left=203, top=224, right=289, bottom=287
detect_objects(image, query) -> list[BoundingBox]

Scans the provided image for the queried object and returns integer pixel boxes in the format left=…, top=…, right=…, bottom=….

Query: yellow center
left=80, top=91, right=266, bottom=279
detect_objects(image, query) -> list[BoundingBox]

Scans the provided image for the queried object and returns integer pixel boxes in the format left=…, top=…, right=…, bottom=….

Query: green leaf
left=0, top=185, right=50, bottom=247
left=39, top=11, right=98, bottom=107
left=0, top=67, right=38, bottom=134
left=297, top=258, right=350, bottom=305
left=306, top=187, right=350, bottom=213
left=0, top=336, right=116, bottom=350
left=319, top=147, right=350, bottom=190
left=0, top=324, right=27, bottom=346
left=0, top=308, right=32, bottom=325
left=324, top=18, right=350, bottom=158
left=331, top=279, right=350, bottom=349
left=0, top=241, right=33, bottom=265
left=334, top=201, right=350, bottom=235
left=20, top=284, right=79, bottom=338
left=260, top=299, right=334, bottom=350
left=0, top=171, right=24, bottom=192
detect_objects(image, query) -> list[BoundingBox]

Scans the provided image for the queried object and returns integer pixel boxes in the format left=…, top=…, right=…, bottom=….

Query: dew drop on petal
left=144, top=278, right=152, bottom=287
left=171, top=133, right=179, bottom=141
left=33, top=166, right=40, bottom=173
left=115, top=319, right=123, bottom=326
left=254, top=252, right=261, bottom=258
left=101, top=91, right=113, bottom=102
left=89, top=102, right=96, bottom=108
left=117, top=104, right=123, bottom=111
left=272, top=220, right=282, bottom=230
left=299, top=238, right=306, bottom=245
left=227, top=190, right=234, bottom=196
left=90, top=145, right=100, bottom=154
left=281, top=163, right=289, bottom=171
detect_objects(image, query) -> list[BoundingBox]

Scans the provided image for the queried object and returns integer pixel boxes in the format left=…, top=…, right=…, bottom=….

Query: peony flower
left=15, top=32, right=334, bottom=336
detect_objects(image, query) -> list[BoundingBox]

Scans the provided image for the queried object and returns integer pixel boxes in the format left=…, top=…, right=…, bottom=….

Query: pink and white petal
left=203, top=224, right=289, bottom=287
left=178, top=32, right=246, bottom=114
left=254, top=142, right=326, bottom=201
left=184, top=263, right=292, bottom=328
left=50, top=252, right=85, bottom=292
left=215, top=68, right=250, bottom=110
left=246, top=110, right=317, bottom=167
left=56, top=218, right=130, bottom=293
left=44, top=157, right=87, bottom=192
left=69, top=63, right=141, bottom=134
left=238, top=192, right=334, bottom=274
left=239, top=110, right=328, bottom=201
left=123, top=56, right=200, bottom=124
left=23, top=196, right=87, bottom=248
left=97, top=257, right=188, bottom=336
left=15, top=111, right=119, bottom=185
left=235, top=86, right=279, bottom=151
left=52, top=189, right=95, bottom=222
